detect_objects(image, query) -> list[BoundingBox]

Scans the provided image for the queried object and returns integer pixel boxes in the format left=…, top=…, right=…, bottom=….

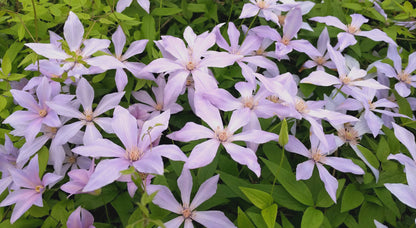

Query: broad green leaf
left=99, top=18, right=114, bottom=24
left=240, top=187, right=273, bottom=210
left=0, top=96, right=7, bottom=112
left=111, top=192, right=134, bottom=227
left=141, top=15, right=156, bottom=41
left=76, top=184, right=118, bottom=210
left=50, top=201, right=69, bottom=225
left=238, top=207, right=255, bottom=228
left=301, top=207, right=324, bottom=228
left=5, top=42, right=24, bottom=63
left=28, top=203, right=50, bottom=218
left=263, top=159, right=314, bottom=206
left=0, top=219, right=43, bottom=228
left=342, top=2, right=363, bottom=11
left=18, top=24, right=25, bottom=41
left=8, top=74, right=27, bottom=81
left=92, top=73, right=106, bottom=83
left=1, top=55, right=11, bottom=76
left=187, top=3, right=207, bottom=12
left=341, top=185, right=364, bottom=212
left=152, top=8, right=182, bottom=16
left=376, top=137, right=390, bottom=162
left=38, top=146, right=49, bottom=177
left=357, top=145, right=379, bottom=169
left=358, top=202, right=384, bottom=227
left=280, top=212, right=294, bottom=228
left=374, top=188, right=400, bottom=219
left=261, top=204, right=278, bottom=228
left=278, top=119, right=288, bottom=147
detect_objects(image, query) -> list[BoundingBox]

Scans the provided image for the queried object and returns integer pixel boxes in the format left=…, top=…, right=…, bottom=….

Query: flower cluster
left=1, top=0, right=416, bottom=227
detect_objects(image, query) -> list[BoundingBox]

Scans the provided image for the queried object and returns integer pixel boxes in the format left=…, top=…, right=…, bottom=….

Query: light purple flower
left=132, top=74, right=183, bottom=118
left=109, top=25, right=153, bottom=91
left=252, top=8, right=320, bottom=60
left=61, top=159, right=96, bottom=196
left=147, top=168, right=236, bottom=228
left=310, top=14, right=396, bottom=51
left=374, top=45, right=416, bottom=97
left=47, top=77, right=124, bottom=145
left=168, top=94, right=278, bottom=176
left=239, top=0, right=281, bottom=25
left=0, top=155, right=62, bottom=223
left=0, top=134, right=23, bottom=194
left=72, top=106, right=186, bottom=192
left=67, top=206, right=95, bottom=228
left=387, top=123, right=416, bottom=167
left=302, top=27, right=336, bottom=71
left=285, top=134, right=364, bottom=202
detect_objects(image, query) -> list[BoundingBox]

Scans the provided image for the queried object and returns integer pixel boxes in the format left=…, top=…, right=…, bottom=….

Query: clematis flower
left=385, top=162, right=416, bottom=209
left=147, top=168, right=236, bottom=228
left=72, top=106, right=187, bottom=192
left=285, top=134, right=364, bottom=202
left=25, top=11, right=124, bottom=78
left=300, top=43, right=388, bottom=97
left=3, top=77, right=68, bottom=143
left=132, top=74, right=183, bottom=118
left=0, top=134, right=23, bottom=194
left=143, top=26, right=239, bottom=100
left=116, top=0, right=150, bottom=13
left=239, top=0, right=281, bottom=25
left=108, top=25, right=153, bottom=92
left=47, top=77, right=124, bottom=145
left=301, top=27, right=336, bottom=71
left=251, top=8, right=320, bottom=60
left=310, top=13, right=396, bottom=51
left=168, top=94, right=278, bottom=176
left=374, top=45, right=416, bottom=97
left=61, top=159, right=96, bottom=196
left=67, top=206, right=95, bottom=228
left=0, top=155, right=62, bottom=223
left=214, top=22, right=278, bottom=83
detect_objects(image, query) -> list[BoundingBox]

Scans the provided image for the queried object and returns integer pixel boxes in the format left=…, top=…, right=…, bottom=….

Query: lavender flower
left=385, top=162, right=416, bottom=209
left=0, top=155, right=62, bottom=223
left=147, top=168, right=236, bottom=228
left=67, top=206, right=95, bottom=228
left=116, top=0, right=150, bottom=13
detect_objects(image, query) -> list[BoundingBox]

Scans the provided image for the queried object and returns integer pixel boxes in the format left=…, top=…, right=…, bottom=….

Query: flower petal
left=186, top=139, right=220, bottom=169
left=223, top=142, right=260, bottom=177
left=64, top=12, right=84, bottom=51
left=190, top=174, right=219, bottom=209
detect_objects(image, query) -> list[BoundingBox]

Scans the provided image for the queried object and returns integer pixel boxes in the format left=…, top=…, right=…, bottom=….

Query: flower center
left=84, top=109, right=94, bottom=122
left=126, top=146, right=142, bottom=161
left=347, top=24, right=360, bottom=34
left=281, top=36, right=291, bottom=45
left=337, top=126, right=359, bottom=145
left=340, top=75, right=351, bottom=85
left=45, top=126, right=58, bottom=138
left=278, top=15, right=286, bottom=26
left=182, top=208, right=193, bottom=219
left=186, top=61, right=196, bottom=71
left=242, top=97, right=256, bottom=109
left=51, top=74, right=60, bottom=78
left=155, top=103, right=163, bottom=111
left=311, top=148, right=325, bottom=163
left=35, top=185, right=45, bottom=193
left=185, top=76, right=194, bottom=87
left=38, top=109, right=48, bottom=117
left=398, top=71, right=411, bottom=84
left=215, top=127, right=230, bottom=142
left=368, top=100, right=376, bottom=110
left=266, top=95, right=280, bottom=103
left=257, top=0, right=268, bottom=9
left=315, top=56, right=326, bottom=65
left=68, top=156, right=77, bottom=164
left=255, top=48, right=265, bottom=56
left=295, top=99, right=308, bottom=113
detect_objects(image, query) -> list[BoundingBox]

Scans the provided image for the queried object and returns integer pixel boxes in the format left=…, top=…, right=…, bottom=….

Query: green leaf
left=342, top=2, right=363, bottom=11
left=238, top=207, right=255, bottom=228
left=187, top=3, right=207, bottom=12
left=18, top=24, right=25, bottom=41
left=50, top=201, right=70, bottom=224
left=141, top=15, right=156, bottom=41
left=99, top=18, right=114, bottom=24
left=278, top=119, right=289, bottom=147
left=263, top=159, right=314, bottom=206
left=341, top=184, right=364, bottom=212
left=357, top=145, right=379, bottom=169
left=152, top=8, right=182, bottom=16
left=376, top=137, right=390, bottom=162
left=92, top=73, right=106, bottom=83
left=38, top=146, right=49, bottom=177
left=111, top=192, right=134, bottom=227
left=301, top=207, right=324, bottom=228
left=261, top=204, right=278, bottom=228
left=0, top=96, right=7, bottom=112
left=8, top=73, right=27, bottom=81
left=374, top=188, right=400, bottom=219
left=240, top=187, right=273, bottom=209
left=1, top=55, right=11, bottom=76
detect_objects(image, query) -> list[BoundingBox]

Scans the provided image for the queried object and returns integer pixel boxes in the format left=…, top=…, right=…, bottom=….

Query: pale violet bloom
left=168, top=94, right=278, bottom=176
left=72, top=106, right=187, bottom=192
left=0, top=155, right=62, bottom=224
left=117, top=0, right=150, bottom=13
left=47, top=78, right=124, bottom=145
left=147, top=168, right=236, bottom=228
left=310, top=13, right=396, bottom=51
left=285, top=134, right=364, bottom=202
left=302, top=27, right=336, bottom=71
left=67, top=206, right=95, bottom=228
left=387, top=123, right=416, bottom=167
left=301, top=43, right=388, bottom=97
left=239, top=0, right=281, bottom=25
left=25, top=12, right=124, bottom=78
left=374, top=45, right=416, bottom=97
left=108, top=25, right=153, bottom=92
left=0, top=134, right=23, bottom=195
left=61, top=159, right=96, bottom=196
left=252, top=8, right=320, bottom=60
